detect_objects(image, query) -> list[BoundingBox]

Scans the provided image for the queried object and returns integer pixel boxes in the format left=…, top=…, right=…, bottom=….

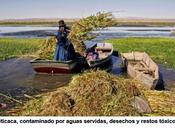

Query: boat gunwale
left=30, top=59, right=75, bottom=64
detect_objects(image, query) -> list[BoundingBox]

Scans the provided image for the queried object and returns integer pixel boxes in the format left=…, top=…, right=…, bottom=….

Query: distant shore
left=1, top=18, right=175, bottom=26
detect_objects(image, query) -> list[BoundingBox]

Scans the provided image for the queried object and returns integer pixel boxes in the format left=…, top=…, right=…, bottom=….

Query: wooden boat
left=86, top=42, right=113, bottom=67
left=30, top=59, right=78, bottom=74
left=121, top=52, right=159, bottom=89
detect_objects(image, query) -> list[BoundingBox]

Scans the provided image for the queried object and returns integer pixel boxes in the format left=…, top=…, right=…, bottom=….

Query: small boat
left=86, top=42, right=113, bottom=67
left=121, top=52, right=159, bottom=89
left=30, top=59, right=78, bottom=74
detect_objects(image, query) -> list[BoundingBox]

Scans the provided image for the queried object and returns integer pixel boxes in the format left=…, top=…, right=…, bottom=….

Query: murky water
left=0, top=58, right=72, bottom=97
left=0, top=56, right=175, bottom=97
left=158, top=65, right=175, bottom=90
left=0, top=57, right=122, bottom=96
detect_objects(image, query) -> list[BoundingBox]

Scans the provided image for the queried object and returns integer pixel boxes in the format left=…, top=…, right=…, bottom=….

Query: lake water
left=0, top=26, right=175, bottom=39
left=0, top=56, right=174, bottom=96
left=0, top=56, right=123, bottom=104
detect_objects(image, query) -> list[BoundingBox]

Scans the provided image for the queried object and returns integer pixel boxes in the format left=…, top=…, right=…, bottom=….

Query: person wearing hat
left=54, top=20, right=75, bottom=61
left=58, top=20, right=70, bottom=33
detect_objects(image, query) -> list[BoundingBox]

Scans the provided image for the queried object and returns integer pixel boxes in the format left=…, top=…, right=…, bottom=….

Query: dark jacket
left=56, top=31, right=68, bottom=46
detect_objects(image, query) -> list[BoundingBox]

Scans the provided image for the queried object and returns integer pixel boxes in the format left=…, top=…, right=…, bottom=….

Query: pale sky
left=0, top=0, right=175, bottom=20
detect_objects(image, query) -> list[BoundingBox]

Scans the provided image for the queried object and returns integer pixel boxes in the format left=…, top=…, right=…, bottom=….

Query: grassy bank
left=1, top=37, right=175, bottom=69
left=0, top=20, right=74, bottom=26
left=0, top=22, right=57, bottom=27
left=116, top=19, right=175, bottom=27
left=1, top=19, right=175, bottom=27
left=0, top=38, right=44, bottom=60
left=106, top=37, right=175, bottom=68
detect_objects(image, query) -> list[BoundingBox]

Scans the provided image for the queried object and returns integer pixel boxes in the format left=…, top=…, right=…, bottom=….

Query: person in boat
left=85, top=48, right=99, bottom=61
left=54, top=20, right=75, bottom=61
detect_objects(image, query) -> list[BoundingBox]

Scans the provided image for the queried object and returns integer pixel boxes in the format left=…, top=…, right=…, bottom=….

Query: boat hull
left=30, top=60, right=77, bottom=74
left=121, top=52, right=159, bottom=89
left=87, top=54, right=112, bottom=67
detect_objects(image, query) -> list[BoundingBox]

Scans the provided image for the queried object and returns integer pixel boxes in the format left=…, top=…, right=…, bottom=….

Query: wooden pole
left=0, top=93, right=23, bottom=104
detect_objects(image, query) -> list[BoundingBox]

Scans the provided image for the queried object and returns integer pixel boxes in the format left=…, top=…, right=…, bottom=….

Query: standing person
left=54, top=20, right=75, bottom=61
left=54, top=24, right=68, bottom=61
left=58, top=20, right=70, bottom=34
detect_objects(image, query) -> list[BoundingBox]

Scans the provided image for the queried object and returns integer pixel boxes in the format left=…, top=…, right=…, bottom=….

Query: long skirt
left=54, top=44, right=67, bottom=61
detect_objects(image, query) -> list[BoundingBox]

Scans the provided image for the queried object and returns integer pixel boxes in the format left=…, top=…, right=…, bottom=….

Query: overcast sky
left=0, top=0, right=175, bottom=19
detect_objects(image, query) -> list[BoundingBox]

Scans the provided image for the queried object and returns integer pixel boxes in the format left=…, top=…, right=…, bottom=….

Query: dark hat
left=58, top=20, right=65, bottom=26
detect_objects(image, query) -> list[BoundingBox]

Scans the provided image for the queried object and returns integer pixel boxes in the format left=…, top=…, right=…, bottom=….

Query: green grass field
left=1, top=37, right=175, bottom=69
left=0, top=38, right=44, bottom=60
left=106, top=37, right=175, bottom=68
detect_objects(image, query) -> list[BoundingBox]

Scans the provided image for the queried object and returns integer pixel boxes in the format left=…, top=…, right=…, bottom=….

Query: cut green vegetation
left=106, top=37, right=175, bottom=68
left=10, top=70, right=175, bottom=116
left=0, top=38, right=44, bottom=60
left=38, top=12, right=116, bottom=59
left=14, top=70, right=140, bottom=116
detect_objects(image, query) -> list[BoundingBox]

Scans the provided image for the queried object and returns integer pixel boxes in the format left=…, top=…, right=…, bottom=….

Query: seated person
left=85, top=48, right=99, bottom=61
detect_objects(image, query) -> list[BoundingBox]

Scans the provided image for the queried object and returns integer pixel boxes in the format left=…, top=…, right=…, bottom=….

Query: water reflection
left=25, top=74, right=72, bottom=91
left=110, top=56, right=124, bottom=74
left=0, top=58, right=72, bottom=96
